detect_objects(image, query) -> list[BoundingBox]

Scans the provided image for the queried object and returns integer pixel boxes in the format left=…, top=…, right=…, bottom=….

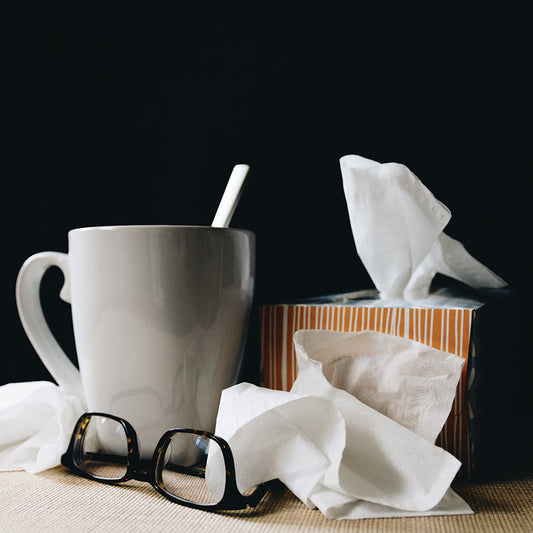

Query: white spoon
left=211, top=164, right=250, bottom=227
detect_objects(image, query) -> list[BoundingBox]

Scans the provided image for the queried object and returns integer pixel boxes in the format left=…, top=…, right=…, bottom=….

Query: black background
left=3, top=1, right=531, bottom=438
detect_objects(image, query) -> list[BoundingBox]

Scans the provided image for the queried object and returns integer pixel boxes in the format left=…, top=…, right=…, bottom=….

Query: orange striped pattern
left=260, top=304, right=473, bottom=478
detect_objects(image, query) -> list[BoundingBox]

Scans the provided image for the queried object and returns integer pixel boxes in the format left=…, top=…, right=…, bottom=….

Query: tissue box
left=260, top=285, right=516, bottom=480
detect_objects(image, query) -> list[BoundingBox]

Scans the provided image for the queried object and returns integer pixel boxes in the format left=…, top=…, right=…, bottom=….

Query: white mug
left=16, top=225, right=255, bottom=456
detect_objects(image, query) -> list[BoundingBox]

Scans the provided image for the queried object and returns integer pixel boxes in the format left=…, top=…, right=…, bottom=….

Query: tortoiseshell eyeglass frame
left=61, top=412, right=268, bottom=511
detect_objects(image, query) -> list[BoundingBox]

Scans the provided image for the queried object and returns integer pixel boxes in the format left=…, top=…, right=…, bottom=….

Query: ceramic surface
left=16, top=225, right=255, bottom=456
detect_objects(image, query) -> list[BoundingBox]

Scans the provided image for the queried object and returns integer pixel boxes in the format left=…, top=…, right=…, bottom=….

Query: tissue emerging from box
left=340, top=154, right=506, bottom=300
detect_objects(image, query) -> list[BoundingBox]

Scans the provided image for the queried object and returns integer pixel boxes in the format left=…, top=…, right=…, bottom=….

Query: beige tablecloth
left=1, top=467, right=532, bottom=532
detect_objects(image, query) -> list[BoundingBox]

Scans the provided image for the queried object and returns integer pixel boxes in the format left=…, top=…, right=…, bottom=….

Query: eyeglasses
left=61, top=412, right=267, bottom=511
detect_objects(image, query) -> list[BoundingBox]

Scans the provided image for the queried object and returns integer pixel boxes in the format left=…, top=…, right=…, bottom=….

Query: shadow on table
left=58, top=467, right=297, bottom=518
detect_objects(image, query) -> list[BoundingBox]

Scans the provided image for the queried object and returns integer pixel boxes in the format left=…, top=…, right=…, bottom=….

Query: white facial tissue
left=212, top=330, right=473, bottom=519
left=340, top=154, right=506, bottom=300
left=0, top=381, right=84, bottom=473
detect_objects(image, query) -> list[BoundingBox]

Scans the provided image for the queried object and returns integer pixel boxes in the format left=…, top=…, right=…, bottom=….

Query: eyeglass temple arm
left=83, top=451, right=205, bottom=478
left=161, top=460, right=206, bottom=478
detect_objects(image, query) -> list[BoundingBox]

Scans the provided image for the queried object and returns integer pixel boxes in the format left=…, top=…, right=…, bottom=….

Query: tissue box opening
left=259, top=285, right=518, bottom=481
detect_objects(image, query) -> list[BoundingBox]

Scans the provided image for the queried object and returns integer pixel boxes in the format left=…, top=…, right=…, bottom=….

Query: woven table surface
left=1, top=466, right=532, bottom=532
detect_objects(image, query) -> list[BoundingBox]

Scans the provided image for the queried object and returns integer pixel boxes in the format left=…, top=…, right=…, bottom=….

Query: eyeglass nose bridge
left=130, top=469, right=151, bottom=483
left=127, top=461, right=156, bottom=484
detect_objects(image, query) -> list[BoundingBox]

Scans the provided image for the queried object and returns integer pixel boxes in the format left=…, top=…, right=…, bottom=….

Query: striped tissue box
left=260, top=287, right=515, bottom=480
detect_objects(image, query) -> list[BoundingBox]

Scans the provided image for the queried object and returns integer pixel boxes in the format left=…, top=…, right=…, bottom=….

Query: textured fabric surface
left=1, top=467, right=532, bottom=532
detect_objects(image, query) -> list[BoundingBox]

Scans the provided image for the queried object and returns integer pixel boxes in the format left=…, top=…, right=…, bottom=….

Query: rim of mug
left=68, top=225, right=253, bottom=235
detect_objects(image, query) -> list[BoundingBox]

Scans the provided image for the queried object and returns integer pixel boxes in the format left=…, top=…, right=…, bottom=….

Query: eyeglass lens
left=159, top=432, right=226, bottom=505
left=77, top=415, right=129, bottom=481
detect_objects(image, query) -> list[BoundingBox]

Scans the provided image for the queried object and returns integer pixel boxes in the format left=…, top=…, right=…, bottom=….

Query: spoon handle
left=212, top=164, right=250, bottom=227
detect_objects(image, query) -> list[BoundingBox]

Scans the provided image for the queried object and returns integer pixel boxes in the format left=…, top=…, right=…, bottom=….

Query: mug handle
left=16, top=252, right=83, bottom=397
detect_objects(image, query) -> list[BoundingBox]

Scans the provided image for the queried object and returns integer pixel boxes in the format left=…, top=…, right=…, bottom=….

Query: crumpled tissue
left=211, top=330, right=473, bottom=519
left=340, top=154, right=507, bottom=300
left=0, top=381, right=84, bottom=473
